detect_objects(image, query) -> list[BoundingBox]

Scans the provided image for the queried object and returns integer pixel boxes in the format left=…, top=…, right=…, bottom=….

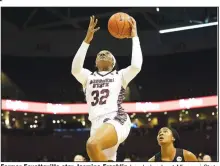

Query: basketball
left=108, top=12, right=132, bottom=39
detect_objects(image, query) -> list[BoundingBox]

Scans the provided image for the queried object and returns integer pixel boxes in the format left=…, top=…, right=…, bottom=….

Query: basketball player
left=148, top=127, right=198, bottom=162
left=71, top=15, right=142, bottom=161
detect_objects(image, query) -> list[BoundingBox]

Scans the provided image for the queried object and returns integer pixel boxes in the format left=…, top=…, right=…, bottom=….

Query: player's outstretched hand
left=84, top=15, right=100, bottom=44
left=128, top=16, right=137, bottom=38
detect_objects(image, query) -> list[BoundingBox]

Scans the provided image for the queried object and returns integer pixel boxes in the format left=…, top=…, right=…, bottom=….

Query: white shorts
left=90, top=111, right=131, bottom=161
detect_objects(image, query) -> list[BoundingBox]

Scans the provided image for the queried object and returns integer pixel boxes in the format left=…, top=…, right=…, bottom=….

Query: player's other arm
left=71, top=41, right=91, bottom=87
left=183, top=150, right=198, bottom=161
left=71, top=16, right=100, bottom=87
left=120, top=17, right=143, bottom=88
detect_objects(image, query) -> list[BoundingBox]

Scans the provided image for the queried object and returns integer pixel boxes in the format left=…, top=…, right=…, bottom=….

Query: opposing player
left=71, top=15, right=142, bottom=161
left=148, top=127, right=198, bottom=162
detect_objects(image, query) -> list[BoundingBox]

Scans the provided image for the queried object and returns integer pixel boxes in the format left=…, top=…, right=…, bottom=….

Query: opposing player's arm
left=148, top=156, right=155, bottom=162
left=119, top=17, right=143, bottom=89
left=183, top=150, right=198, bottom=161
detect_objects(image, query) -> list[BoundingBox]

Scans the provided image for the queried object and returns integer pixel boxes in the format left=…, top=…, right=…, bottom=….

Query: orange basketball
left=108, top=12, right=131, bottom=39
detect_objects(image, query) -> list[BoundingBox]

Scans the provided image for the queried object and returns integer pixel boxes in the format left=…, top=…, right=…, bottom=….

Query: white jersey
left=71, top=36, right=143, bottom=121
left=85, top=70, right=125, bottom=120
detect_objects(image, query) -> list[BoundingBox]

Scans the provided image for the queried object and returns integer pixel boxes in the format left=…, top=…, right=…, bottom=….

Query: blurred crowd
left=2, top=153, right=213, bottom=162
left=1, top=118, right=217, bottom=162
left=72, top=153, right=213, bottom=162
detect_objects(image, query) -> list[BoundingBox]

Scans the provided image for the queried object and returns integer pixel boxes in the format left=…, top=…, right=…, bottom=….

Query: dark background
left=1, top=7, right=218, bottom=162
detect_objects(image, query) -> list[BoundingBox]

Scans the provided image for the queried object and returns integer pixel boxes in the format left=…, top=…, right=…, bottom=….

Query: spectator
left=124, top=158, right=131, bottom=161
left=41, top=156, right=48, bottom=162
left=74, top=154, right=85, bottom=162
left=203, top=155, right=212, bottom=161
left=63, top=156, right=68, bottom=162
left=197, top=153, right=204, bottom=161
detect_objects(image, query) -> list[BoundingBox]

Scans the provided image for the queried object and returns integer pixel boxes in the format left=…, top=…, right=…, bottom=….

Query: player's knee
left=86, top=138, right=100, bottom=153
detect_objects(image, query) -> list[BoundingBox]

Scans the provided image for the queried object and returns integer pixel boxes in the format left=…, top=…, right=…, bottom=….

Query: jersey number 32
left=91, top=89, right=110, bottom=106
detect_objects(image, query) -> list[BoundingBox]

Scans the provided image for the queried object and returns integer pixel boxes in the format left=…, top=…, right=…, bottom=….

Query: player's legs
left=102, top=113, right=131, bottom=161
left=86, top=123, right=118, bottom=161
left=103, top=146, right=118, bottom=161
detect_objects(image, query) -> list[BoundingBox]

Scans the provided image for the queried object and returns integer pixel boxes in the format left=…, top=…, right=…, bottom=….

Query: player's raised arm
left=119, top=17, right=143, bottom=89
left=71, top=16, right=100, bottom=87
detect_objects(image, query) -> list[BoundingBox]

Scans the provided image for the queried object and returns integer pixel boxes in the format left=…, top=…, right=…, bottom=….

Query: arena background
left=1, top=7, right=218, bottom=162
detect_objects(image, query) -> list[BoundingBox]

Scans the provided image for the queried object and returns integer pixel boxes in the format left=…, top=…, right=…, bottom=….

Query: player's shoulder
left=113, top=70, right=119, bottom=74
left=88, top=71, right=100, bottom=78
left=183, top=149, right=198, bottom=161
left=108, top=70, right=121, bottom=76
left=183, top=149, right=193, bottom=155
left=118, top=69, right=125, bottom=76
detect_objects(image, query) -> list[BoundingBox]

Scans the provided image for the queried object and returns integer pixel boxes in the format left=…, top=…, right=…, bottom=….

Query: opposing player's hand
left=84, top=16, right=100, bottom=44
left=128, top=17, right=137, bottom=38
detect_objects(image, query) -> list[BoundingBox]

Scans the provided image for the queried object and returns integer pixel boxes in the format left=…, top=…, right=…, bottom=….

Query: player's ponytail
left=168, top=127, right=181, bottom=148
